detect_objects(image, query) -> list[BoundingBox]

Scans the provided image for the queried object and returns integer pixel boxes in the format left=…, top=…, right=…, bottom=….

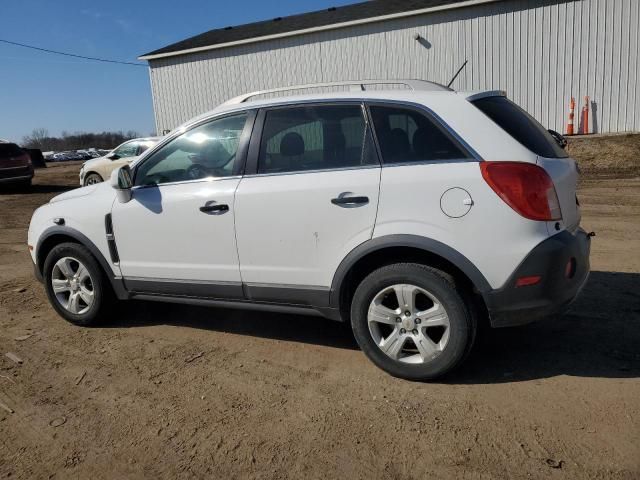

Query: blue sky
left=0, top=0, right=357, bottom=143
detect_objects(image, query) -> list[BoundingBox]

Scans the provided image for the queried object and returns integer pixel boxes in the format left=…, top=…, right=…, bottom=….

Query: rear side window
left=369, top=105, right=472, bottom=164
left=258, top=105, right=378, bottom=174
left=0, top=143, right=24, bottom=157
left=472, top=96, right=568, bottom=158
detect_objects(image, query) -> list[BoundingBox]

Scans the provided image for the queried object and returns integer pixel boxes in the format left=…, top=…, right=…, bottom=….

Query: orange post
left=566, top=97, right=575, bottom=135
left=581, top=96, right=590, bottom=134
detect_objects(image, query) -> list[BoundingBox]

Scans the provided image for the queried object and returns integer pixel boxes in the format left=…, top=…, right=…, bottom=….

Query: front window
left=134, top=113, right=248, bottom=186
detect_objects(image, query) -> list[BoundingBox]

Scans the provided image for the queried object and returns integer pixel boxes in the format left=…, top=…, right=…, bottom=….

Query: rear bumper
left=485, top=228, right=591, bottom=328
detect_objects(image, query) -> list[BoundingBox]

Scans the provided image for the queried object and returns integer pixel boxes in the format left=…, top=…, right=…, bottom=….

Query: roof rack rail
left=222, top=79, right=452, bottom=105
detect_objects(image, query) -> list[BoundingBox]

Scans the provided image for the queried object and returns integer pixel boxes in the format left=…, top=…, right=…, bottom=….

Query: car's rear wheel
left=350, top=263, right=476, bottom=381
left=83, top=173, right=103, bottom=186
left=43, top=243, right=113, bottom=326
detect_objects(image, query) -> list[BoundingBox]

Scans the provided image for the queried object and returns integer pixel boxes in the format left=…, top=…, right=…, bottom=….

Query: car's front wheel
left=83, top=173, right=103, bottom=186
left=43, top=242, right=113, bottom=326
left=351, top=263, right=476, bottom=381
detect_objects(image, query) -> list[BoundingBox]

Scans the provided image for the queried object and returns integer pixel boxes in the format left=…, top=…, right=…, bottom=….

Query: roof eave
left=139, top=0, right=499, bottom=61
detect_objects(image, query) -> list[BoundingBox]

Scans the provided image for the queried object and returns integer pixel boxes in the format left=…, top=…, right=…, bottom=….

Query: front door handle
left=331, top=193, right=369, bottom=208
left=199, top=202, right=229, bottom=215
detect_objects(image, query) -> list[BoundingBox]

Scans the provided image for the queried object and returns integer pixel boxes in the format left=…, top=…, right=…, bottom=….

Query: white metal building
left=140, top=0, right=639, bottom=135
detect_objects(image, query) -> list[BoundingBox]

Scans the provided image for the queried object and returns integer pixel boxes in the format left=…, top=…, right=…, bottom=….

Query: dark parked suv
left=0, top=143, right=34, bottom=188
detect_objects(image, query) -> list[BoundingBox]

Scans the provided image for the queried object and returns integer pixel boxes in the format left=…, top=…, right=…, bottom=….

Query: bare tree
left=22, top=128, right=49, bottom=148
left=20, top=130, right=139, bottom=152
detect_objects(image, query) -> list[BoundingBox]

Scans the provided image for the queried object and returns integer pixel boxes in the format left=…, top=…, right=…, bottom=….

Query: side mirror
left=110, top=165, right=133, bottom=203
left=548, top=129, right=568, bottom=149
left=106, top=152, right=120, bottom=160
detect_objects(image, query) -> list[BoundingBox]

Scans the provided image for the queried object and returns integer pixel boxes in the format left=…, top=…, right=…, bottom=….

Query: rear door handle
left=331, top=193, right=369, bottom=208
left=199, top=202, right=229, bottom=215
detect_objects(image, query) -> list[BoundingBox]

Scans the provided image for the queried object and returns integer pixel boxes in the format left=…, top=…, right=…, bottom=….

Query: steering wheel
left=186, top=151, right=236, bottom=179
left=186, top=164, right=208, bottom=180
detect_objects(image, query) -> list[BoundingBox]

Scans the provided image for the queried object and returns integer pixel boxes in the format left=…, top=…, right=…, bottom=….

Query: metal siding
left=629, top=0, right=639, bottom=131
left=149, top=0, right=638, bottom=134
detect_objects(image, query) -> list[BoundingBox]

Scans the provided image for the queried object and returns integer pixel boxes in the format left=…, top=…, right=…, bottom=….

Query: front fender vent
left=104, top=214, right=119, bottom=264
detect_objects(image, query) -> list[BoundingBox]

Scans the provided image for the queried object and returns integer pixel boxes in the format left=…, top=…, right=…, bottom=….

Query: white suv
left=28, top=80, right=591, bottom=380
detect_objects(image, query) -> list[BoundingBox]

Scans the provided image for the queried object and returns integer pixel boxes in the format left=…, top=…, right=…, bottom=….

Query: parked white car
left=28, top=80, right=590, bottom=380
left=79, top=137, right=161, bottom=186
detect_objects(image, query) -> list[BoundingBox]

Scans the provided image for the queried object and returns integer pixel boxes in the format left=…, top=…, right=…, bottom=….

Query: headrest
left=412, top=128, right=430, bottom=158
left=280, top=132, right=305, bottom=156
left=389, top=128, right=410, bottom=154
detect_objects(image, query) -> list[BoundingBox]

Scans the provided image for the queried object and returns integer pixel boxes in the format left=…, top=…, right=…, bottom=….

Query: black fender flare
left=35, top=226, right=129, bottom=300
left=329, top=234, right=492, bottom=309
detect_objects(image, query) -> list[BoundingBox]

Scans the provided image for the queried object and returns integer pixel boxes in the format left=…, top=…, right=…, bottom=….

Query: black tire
left=350, top=263, right=476, bottom=381
left=43, top=242, right=114, bottom=326
left=5, top=178, right=31, bottom=192
left=83, top=173, right=103, bottom=186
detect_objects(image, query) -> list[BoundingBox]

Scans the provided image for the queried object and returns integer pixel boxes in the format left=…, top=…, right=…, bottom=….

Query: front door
left=234, top=103, right=381, bottom=305
left=111, top=111, right=253, bottom=299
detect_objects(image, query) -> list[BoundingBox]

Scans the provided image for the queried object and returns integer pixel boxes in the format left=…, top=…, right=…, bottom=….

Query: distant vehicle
left=50, top=153, right=71, bottom=162
left=76, top=151, right=94, bottom=160
left=65, top=151, right=85, bottom=161
left=0, top=142, right=34, bottom=188
left=79, top=137, right=161, bottom=186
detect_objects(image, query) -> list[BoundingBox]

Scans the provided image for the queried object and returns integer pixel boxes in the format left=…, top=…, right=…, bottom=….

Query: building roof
left=140, top=0, right=496, bottom=60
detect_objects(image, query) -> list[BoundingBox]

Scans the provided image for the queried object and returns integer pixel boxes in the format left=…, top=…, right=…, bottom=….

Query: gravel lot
left=1, top=146, right=639, bottom=479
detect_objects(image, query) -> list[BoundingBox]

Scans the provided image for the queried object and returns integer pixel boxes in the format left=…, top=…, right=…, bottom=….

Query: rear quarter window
left=369, top=105, right=472, bottom=164
left=472, top=96, right=568, bottom=159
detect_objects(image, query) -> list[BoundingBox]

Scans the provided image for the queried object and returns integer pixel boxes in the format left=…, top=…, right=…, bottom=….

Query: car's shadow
left=448, top=270, right=640, bottom=383
left=107, top=271, right=640, bottom=382
left=109, top=300, right=359, bottom=351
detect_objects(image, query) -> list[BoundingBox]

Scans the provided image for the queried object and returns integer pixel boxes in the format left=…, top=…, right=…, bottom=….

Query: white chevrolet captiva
left=28, top=80, right=591, bottom=380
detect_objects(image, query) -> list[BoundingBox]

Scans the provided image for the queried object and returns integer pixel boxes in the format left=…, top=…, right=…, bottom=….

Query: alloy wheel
left=367, top=283, right=451, bottom=364
left=51, top=257, right=95, bottom=314
left=85, top=175, right=102, bottom=186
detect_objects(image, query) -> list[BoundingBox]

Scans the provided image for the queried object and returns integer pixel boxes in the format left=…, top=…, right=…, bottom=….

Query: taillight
left=480, top=162, right=561, bottom=221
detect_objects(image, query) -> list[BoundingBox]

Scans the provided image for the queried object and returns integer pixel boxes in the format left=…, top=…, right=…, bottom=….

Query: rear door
left=234, top=103, right=381, bottom=304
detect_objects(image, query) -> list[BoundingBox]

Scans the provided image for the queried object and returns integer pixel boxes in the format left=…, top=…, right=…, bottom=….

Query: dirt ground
left=1, top=142, right=639, bottom=479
